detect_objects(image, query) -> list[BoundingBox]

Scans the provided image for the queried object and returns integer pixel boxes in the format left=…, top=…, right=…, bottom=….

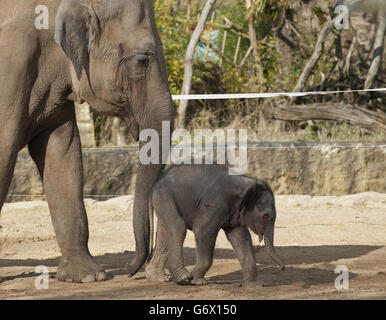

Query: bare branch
left=177, top=0, right=217, bottom=129
left=290, top=18, right=337, bottom=103
left=364, top=10, right=386, bottom=89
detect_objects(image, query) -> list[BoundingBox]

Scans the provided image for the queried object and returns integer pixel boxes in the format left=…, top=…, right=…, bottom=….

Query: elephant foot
left=145, top=265, right=171, bottom=282
left=243, top=279, right=265, bottom=288
left=191, top=277, right=208, bottom=286
left=174, top=269, right=193, bottom=284
left=57, top=254, right=107, bottom=283
left=146, top=272, right=171, bottom=282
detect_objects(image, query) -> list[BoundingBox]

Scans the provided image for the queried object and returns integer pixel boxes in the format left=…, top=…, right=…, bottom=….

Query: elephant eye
left=145, top=50, right=154, bottom=60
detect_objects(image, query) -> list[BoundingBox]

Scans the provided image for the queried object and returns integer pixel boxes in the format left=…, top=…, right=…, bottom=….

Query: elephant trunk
left=128, top=162, right=165, bottom=276
left=126, top=29, right=174, bottom=275
left=127, top=89, right=174, bottom=277
left=264, top=225, right=285, bottom=270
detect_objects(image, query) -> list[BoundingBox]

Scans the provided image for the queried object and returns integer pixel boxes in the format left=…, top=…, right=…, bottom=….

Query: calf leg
left=145, top=221, right=171, bottom=282
left=167, top=217, right=191, bottom=283
left=224, top=226, right=262, bottom=285
left=152, top=190, right=191, bottom=284
left=191, top=225, right=220, bottom=285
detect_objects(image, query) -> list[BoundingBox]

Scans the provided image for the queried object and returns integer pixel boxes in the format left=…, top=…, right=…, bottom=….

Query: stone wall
left=7, top=142, right=385, bottom=202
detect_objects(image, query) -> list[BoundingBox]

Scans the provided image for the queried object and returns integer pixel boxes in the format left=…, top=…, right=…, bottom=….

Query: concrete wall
left=7, top=142, right=385, bottom=202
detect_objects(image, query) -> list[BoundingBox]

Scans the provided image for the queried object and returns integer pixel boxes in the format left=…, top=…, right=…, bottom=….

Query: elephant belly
left=179, top=208, right=197, bottom=231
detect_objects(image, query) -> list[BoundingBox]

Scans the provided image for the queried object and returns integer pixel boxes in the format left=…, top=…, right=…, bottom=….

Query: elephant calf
left=145, top=164, right=285, bottom=286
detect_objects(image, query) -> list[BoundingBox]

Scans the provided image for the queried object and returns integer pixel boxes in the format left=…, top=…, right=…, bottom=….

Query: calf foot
left=191, top=277, right=208, bottom=286
left=57, top=254, right=107, bottom=283
left=147, top=272, right=172, bottom=282
left=146, top=265, right=171, bottom=282
left=173, top=268, right=193, bottom=284
left=243, top=279, right=265, bottom=288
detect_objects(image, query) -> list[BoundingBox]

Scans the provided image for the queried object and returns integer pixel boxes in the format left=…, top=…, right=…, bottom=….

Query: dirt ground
left=1, top=192, right=385, bottom=300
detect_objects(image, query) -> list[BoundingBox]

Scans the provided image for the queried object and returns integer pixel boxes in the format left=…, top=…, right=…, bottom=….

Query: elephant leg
left=224, top=226, right=262, bottom=285
left=0, top=147, right=17, bottom=280
left=0, top=120, right=24, bottom=211
left=191, top=225, right=219, bottom=286
left=27, top=108, right=106, bottom=283
left=145, top=220, right=170, bottom=282
left=0, top=148, right=18, bottom=211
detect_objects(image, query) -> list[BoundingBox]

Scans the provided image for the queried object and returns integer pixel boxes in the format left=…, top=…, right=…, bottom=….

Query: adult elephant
left=0, top=0, right=173, bottom=282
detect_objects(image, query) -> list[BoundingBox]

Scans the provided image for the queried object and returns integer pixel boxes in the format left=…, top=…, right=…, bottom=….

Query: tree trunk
left=273, top=8, right=296, bottom=82
left=364, top=9, right=386, bottom=89
left=290, top=18, right=337, bottom=103
left=245, top=0, right=264, bottom=89
left=177, top=0, right=217, bottom=129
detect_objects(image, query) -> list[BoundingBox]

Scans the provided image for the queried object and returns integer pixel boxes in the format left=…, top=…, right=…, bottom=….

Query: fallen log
left=270, top=103, right=386, bottom=132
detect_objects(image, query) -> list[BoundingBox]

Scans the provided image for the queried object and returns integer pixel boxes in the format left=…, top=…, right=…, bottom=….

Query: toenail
left=81, top=274, right=96, bottom=283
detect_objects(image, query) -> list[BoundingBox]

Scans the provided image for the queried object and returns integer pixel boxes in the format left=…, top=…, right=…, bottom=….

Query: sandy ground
left=1, top=192, right=385, bottom=300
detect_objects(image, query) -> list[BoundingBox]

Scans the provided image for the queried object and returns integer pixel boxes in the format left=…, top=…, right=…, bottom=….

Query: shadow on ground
left=1, top=245, right=382, bottom=285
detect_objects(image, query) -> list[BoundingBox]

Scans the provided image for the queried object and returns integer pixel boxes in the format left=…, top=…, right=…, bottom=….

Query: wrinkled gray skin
left=145, top=164, right=285, bottom=286
left=0, top=0, right=173, bottom=282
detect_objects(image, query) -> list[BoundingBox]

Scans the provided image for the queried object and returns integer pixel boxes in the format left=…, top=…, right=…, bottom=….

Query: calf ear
left=230, top=178, right=257, bottom=225
left=231, top=179, right=272, bottom=225
left=54, top=0, right=100, bottom=81
left=240, top=179, right=259, bottom=212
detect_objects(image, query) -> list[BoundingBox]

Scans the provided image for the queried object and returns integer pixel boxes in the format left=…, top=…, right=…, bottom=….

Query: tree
left=177, top=0, right=217, bottom=129
left=245, top=0, right=265, bottom=89
left=364, top=8, right=386, bottom=89
left=270, top=0, right=386, bottom=132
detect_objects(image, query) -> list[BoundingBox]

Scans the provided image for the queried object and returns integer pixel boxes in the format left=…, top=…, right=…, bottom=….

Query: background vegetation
left=92, top=0, right=386, bottom=146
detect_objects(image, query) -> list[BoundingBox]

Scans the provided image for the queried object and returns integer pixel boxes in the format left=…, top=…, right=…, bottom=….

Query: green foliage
left=154, top=0, right=193, bottom=95
left=248, top=0, right=290, bottom=37
left=150, top=0, right=384, bottom=141
left=154, top=0, right=286, bottom=97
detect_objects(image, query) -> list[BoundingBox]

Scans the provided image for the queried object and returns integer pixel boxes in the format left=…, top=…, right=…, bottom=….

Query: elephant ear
left=54, top=0, right=100, bottom=81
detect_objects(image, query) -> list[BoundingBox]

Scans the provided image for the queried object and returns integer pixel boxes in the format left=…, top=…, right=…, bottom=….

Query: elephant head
left=54, top=0, right=174, bottom=274
left=237, top=178, right=285, bottom=270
